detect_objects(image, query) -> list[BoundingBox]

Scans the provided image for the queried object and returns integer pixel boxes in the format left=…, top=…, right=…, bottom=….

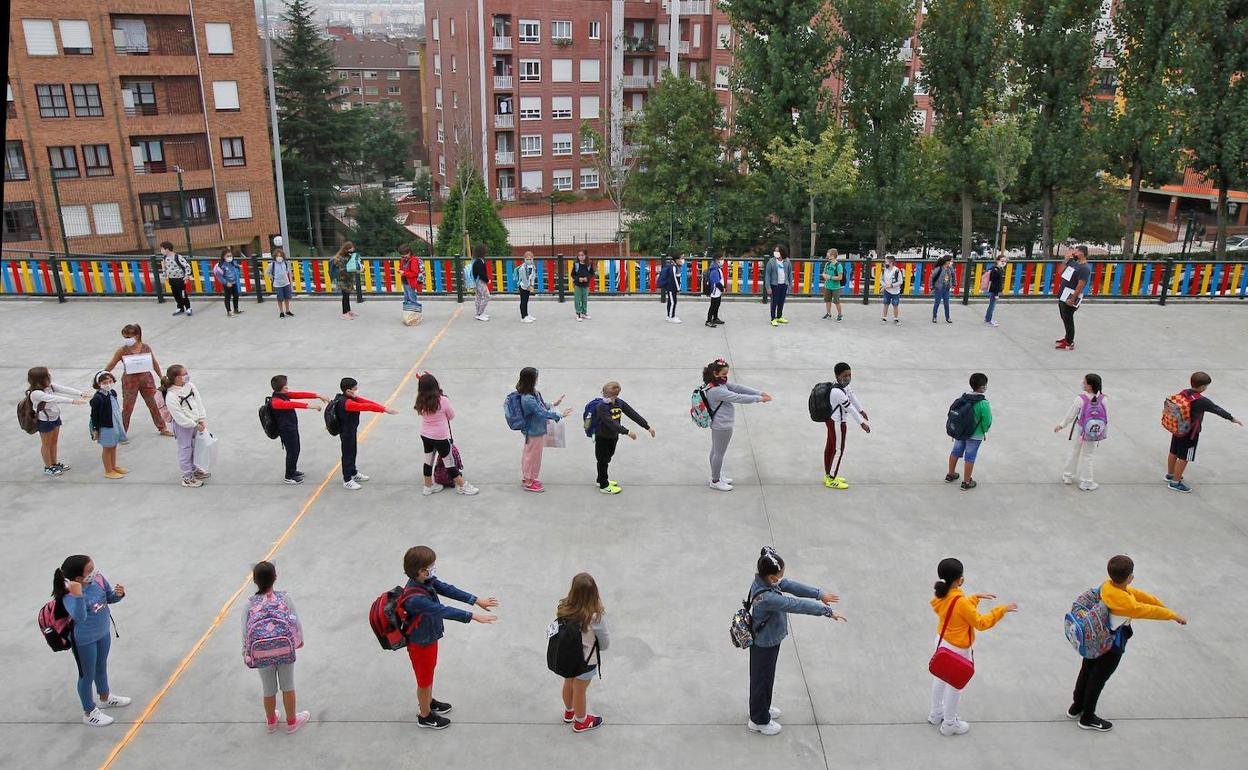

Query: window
left=388, top=70, right=401, bottom=79
left=338, top=86, right=350, bottom=96
left=519, top=96, right=541, bottom=120
left=552, top=133, right=573, bottom=156
left=338, top=71, right=348, bottom=80
left=220, top=137, right=245, bottom=166
left=113, top=18, right=148, bottom=53
left=365, top=86, right=379, bottom=96
left=552, top=96, right=572, bottom=119
left=717, top=24, right=731, bottom=49
left=61, top=205, right=91, bottom=237
left=59, top=20, right=93, bottom=54
left=580, top=95, right=600, bottom=119
left=212, top=81, right=240, bottom=111
left=714, top=65, right=729, bottom=91
left=552, top=20, right=572, bottom=42
left=552, top=169, right=573, bottom=192
left=580, top=169, right=599, bottom=189
left=123, top=81, right=157, bottom=113
left=451, top=56, right=457, bottom=73
left=36, top=84, right=69, bottom=118
left=48, top=146, right=79, bottom=178
left=4, top=142, right=28, bottom=181
left=580, top=59, right=600, bottom=82
left=912, top=109, right=928, bottom=129
left=71, top=84, right=103, bottom=116
left=3, top=202, right=41, bottom=243
left=552, top=59, right=573, bottom=82
left=23, top=20, right=58, bottom=56
left=140, top=188, right=217, bottom=228
left=92, top=203, right=123, bottom=235
left=519, top=60, right=541, bottom=82
left=438, top=155, right=445, bottom=175
left=226, top=190, right=252, bottom=219
left=435, top=87, right=443, bottom=108
left=432, top=18, right=439, bottom=40
left=434, top=53, right=441, bottom=73
left=204, top=22, right=233, bottom=54
left=388, top=85, right=401, bottom=95
left=364, top=71, right=377, bottom=79
left=452, top=91, right=458, bottom=108
left=521, top=169, right=542, bottom=192
left=450, top=18, right=456, bottom=37
left=519, top=19, right=540, bottom=44
left=913, top=72, right=927, bottom=95
left=520, top=134, right=542, bottom=157
left=580, top=133, right=597, bottom=154
left=659, top=24, right=669, bottom=47
left=589, top=21, right=601, bottom=40
left=82, top=144, right=112, bottom=176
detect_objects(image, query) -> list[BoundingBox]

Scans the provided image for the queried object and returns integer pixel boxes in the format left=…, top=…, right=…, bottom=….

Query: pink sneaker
left=266, top=714, right=279, bottom=734
left=523, top=480, right=545, bottom=493
left=286, top=711, right=310, bottom=734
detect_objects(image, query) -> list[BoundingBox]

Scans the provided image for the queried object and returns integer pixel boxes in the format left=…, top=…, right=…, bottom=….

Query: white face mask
left=181, top=374, right=191, bottom=385
left=225, top=256, right=234, bottom=263
left=773, top=251, right=782, bottom=259
left=99, top=383, right=113, bottom=393
left=122, top=337, right=134, bottom=347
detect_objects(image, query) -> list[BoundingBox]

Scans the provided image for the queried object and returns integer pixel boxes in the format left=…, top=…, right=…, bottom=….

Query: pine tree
left=350, top=189, right=412, bottom=256
left=435, top=170, right=509, bottom=257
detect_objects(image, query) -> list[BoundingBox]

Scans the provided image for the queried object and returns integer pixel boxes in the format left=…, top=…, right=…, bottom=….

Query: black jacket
left=572, top=261, right=593, bottom=286
left=988, top=265, right=1005, bottom=294
left=89, top=391, right=115, bottom=430
left=471, top=258, right=489, bottom=282
left=595, top=398, right=650, bottom=439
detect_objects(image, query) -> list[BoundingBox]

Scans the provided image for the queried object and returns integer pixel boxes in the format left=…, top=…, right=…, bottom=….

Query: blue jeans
left=402, top=285, right=423, bottom=312
left=984, top=293, right=999, bottom=322
left=950, top=438, right=983, bottom=464
left=932, top=286, right=951, bottom=320
left=72, top=634, right=111, bottom=711
left=769, top=284, right=788, bottom=319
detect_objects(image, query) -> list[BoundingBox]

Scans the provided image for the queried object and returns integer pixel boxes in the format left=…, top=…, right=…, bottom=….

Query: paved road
left=1, top=295, right=1245, bottom=769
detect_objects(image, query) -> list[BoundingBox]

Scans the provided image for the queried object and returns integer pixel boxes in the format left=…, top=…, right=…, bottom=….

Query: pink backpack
left=243, top=591, right=302, bottom=668
left=38, top=574, right=104, bottom=652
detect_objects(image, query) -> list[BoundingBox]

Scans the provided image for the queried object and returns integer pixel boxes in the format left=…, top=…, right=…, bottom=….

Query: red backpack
left=368, top=584, right=430, bottom=650
left=38, top=574, right=104, bottom=652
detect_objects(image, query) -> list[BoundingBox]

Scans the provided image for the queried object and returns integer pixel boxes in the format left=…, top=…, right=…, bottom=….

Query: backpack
left=243, top=592, right=301, bottom=668
left=368, top=584, right=431, bottom=651
left=346, top=252, right=362, bottom=273
left=729, top=588, right=775, bottom=649
left=1161, top=390, right=1199, bottom=437
left=689, top=385, right=720, bottom=429
left=17, top=391, right=45, bottom=435
left=546, top=617, right=600, bottom=678
left=945, top=393, right=984, bottom=440
left=979, top=270, right=992, bottom=293
left=504, top=390, right=527, bottom=431
left=1077, top=394, right=1109, bottom=442
left=259, top=397, right=279, bottom=440
left=38, top=574, right=106, bottom=652
left=463, top=261, right=475, bottom=287
left=808, top=382, right=846, bottom=423
left=1064, top=587, right=1115, bottom=659
left=401, top=255, right=423, bottom=287
left=323, top=395, right=344, bottom=436
left=582, top=397, right=605, bottom=438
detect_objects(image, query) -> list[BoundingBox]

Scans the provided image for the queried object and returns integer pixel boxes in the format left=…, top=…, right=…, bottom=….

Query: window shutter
left=22, top=20, right=58, bottom=55
left=579, top=95, right=600, bottom=119
left=212, top=81, right=239, bottom=110
left=59, top=20, right=92, bottom=50
left=551, top=59, right=572, bottom=82
left=204, top=23, right=233, bottom=54
left=579, top=59, right=600, bottom=82
left=61, top=205, right=91, bottom=237
left=92, top=203, right=124, bottom=235
left=226, top=190, right=252, bottom=219
left=521, top=170, right=542, bottom=192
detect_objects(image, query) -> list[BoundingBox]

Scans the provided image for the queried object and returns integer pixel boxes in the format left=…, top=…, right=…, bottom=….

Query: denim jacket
left=748, top=574, right=831, bottom=648
left=402, top=576, right=478, bottom=646
left=213, top=261, right=241, bottom=286
left=520, top=392, right=562, bottom=437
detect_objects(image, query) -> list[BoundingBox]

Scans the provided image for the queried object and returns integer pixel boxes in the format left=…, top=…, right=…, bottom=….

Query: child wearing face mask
left=704, top=254, right=726, bottom=327
left=333, top=377, right=397, bottom=490
left=213, top=247, right=243, bottom=317
left=89, top=371, right=128, bottom=479
left=572, top=250, right=593, bottom=321
left=26, top=366, right=88, bottom=476
left=103, top=323, right=172, bottom=437
left=267, top=248, right=295, bottom=318
left=820, top=362, right=870, bottom=490
left=701, top=359, right=772, bottom=491
left=161, top=364, right=210, bottom=488
left=984, top=256, right=1007, bottom=326
left=52, top=554, right=128, bottom=726
left=821, top=249, right=846, bottom=321
left=657, top=254, right=684, bottom=323
left=946, top=372, right=992, bottom=490
left=764, top=245, right=794, bottom=326
left=515, top=251, right=538, bottom=323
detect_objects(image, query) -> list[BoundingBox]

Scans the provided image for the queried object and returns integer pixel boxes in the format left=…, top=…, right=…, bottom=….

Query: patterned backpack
left=1064, top=587, right=1114, bottom=659
left=729, top=588, right=775, bottom=649
left=690, top=385, right=720, bottom=429
left=243, top=592, right=301, bottom=669
left=1077, top=394, right=1109, bottom=441
left=1161, top=390, right=1199, bottom=436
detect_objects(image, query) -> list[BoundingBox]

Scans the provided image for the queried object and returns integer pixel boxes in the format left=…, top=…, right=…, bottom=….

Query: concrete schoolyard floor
left=1, top=294, right=1246, bottom=770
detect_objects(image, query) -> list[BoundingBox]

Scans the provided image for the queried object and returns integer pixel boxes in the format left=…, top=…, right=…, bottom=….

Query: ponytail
left=252, top=561, right=277, bottom=595
left=1085, top=373, right=1103, bottom=401
left=702, top=358, right=728, bottom=385
left=53, top=554, right=91, bottom=600
left=160, top=364, right=185, bottom=397
left=934, top=557, right=963, bottom=598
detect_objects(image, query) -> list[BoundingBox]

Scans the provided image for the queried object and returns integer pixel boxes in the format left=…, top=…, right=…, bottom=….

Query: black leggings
left=707, top=296, right=722, bottom=322
left=341, top=288, right=352, bottom=314
left=520, top=288, right=532, bottom=318
left=769, top=284, right=787, bottom=320
left=665, top=289, right=678, bottom=318
left=222, top=284, right=239, bottom=312
left=421, top=435, right=457, bottom=479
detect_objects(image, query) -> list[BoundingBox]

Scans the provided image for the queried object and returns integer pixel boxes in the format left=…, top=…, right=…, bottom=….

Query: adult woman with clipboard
left=103, top=324, right=173, bottom=437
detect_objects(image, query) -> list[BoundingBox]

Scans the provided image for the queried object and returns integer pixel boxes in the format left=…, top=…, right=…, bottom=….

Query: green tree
left=765, top=125, right=859, bottom=258
left=344, top=103, right=410, bottom=182
left=350, top=189, right=414, bottom=256
left=435, top=169, right=509, bottom=257
left=921, top=0, right=1016, bottom=259
left=969, top=104, right=1032, bottom=255
left=1105, top=1, right=1193, bottom=258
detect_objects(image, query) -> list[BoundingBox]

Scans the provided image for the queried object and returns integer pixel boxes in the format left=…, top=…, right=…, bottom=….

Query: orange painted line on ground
left=98, top=307, right=464, bottom=770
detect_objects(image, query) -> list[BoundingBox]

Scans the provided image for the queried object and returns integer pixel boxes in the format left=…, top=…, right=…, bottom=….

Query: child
left=929, top=557, right=1016, bottom=736
left=104, top=324, right=172, bottom=436
left=515, top=251, right=538, bottom=322
left=704, top=254, right=726, bottom=328
left=821, top=363, right=870, bottom=490
left=572, top=250, right=593, bottom=321
left=400, top=546, right=499, bottom=730
left=269, top=375, right=326, bottom=485
left=162, top=364, right=210, bottom=488
left=984, top=255, right=1006, bottom=326
left=26, top=366, right=87, bottom=476
left=1053, top=373, right=1105, bottom=491
left=930, top=255, right=955, bottom=323
left=414, top=372, right=479, bottom=496
left=333, top=377, right=397, bottom=490
left=268, top=248, right=295, bottom=318
left=54, top=554, right=129, bottom=726
left=821, top=249, right=846, bottom=321
left=764, top=245, right=793, bottom=326
left=242, top=561, right=309, bottom=734
left=591, top=381, right=655, bottom=494
left=89, top=371, right=127, bottom=479
left=332, top=241, right=360, bottom=319
left=399, top=244, right=424, bottom=316
left=747, top=547, right=845, bottom=736
left=555, top=573, right=610, bottom=732
left=514, top=367, right=572, bottom=493
left=471, top=243, right=491, bottom=321
left=946, top=372, right=991, bottom=490
left=212, top=247, right=242, bottom=317
left=1068, top=555, right=1187, bottom=732
left=657, top=254, right=684, bottom=324
left=1166, top=371, right=1242, bottom=493
left=880, top=254, right=903, bottom=324
left=161, top=241, right=193, bottom=316
left=701, top=359, right=772, bottom=491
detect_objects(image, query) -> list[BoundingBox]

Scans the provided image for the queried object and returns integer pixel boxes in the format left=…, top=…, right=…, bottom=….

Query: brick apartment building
left=329, top=37, right=429, bottom=169
left=5, top=0, right=280, bottom=256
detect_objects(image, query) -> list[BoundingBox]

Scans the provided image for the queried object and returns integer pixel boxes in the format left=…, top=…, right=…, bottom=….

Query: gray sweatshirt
left=704, top=382, right=763, bottom=430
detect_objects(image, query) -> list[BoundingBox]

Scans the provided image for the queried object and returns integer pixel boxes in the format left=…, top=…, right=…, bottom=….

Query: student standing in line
left=515, top=367, right=572, bottom=493
left=1068, top=555, right=1187, bottom=732
left=401, top=546, right=499, bottom=730
left=821, top=249, right=846, bottom=321
left=104, top=324, right=172, bottom=437
left=555, top=573, right=610, bottom=732
left=820, top=363, right=870, bottom=490
left=332, top=242, right=360, bottom=320
left=162, top=364, right=210, bottom=488
left=212, top=247, right=243, bottom=317
left=984, top=255, right=1007, bottom=326
left=160, top=241, right=193, bottom=316
left=1053, top=373, right=1106, bottom=491
left=945, top=372, right=992, bottom=490
left=764, top=245, right=793, bottom=327
left=89, top=371, right=127, bottom=479
left=54, top=554, right=129, bottom=726
left=515, top=251, right=538, bottom=323
left=334, top=377, right=397, bottom=490
left=657, top=254, right=684, bottom=324
left=590, top=381, right=655, bottom=494
left=269, top=375, right=326, bottom=485
left=471, top=243, right=492, bottom=321
left=704, top=253, right=726, bottom=327
left=701, top=359, right=772, bottom=491
left=1056, top=244, right=1090, bottom=349
left=399, top=244, right=424, bottom=316
left=746, top=547, right=845, bottom=736
left=414, top=372, right=479, bottom=496
left=26, top=367, right=87, bottom=477
left=928, top=557, right=1016, bottom=737
left=880, top=254, right=903, bottom=324
left=572, top=249, right=593, bottom=321
left=242, top=561, right=309, bottom=734
left=1165, top=371, right=1242, bottom=493
left=267, top=248, right=296, bottom=318
left=930, top=255, right=955, bottom=324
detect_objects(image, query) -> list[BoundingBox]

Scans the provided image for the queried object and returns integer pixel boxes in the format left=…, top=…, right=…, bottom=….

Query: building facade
left=330, top=37, right=428, bottom=169
left=5, top=0, right=279, bottom=256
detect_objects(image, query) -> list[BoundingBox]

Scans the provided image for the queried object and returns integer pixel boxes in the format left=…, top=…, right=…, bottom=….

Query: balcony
left=621, top=143, right=641, bottom=159
left=664, top=0, right=712, bottom=13
left=622, top=74, right=654, bottom=90
left=624, top=35, right=656, bottom=53
left=677, top=41, right=690, bottom=54
left=497, top=186, right=516, bottom=202
left=493, top=75, right=514, bottom=90
left=494, top=113, right=515, bottom=129
left=492, top=36, right=513, bottom=51
left=130, top=134, right=211, bottom=175
left=110, top=15, right=195, bottom=56
left=121, top=77, right=202, bottom=117
left=495, top=150, right=515, bottom=165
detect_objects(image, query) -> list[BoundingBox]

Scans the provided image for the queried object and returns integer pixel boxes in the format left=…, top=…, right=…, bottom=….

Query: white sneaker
left=422, top=484, right=444, bottom=496
left=475, top=314, right=490, bottom=322
left=456, top=482, right=479, bottom=496
left=582, top=314, right=591, bottom=320
left=1062, top=474, right=1074, bottom=485
left=353, top=473, right=370, bottom=482
left=1079, top=481, right=1099, bottom=491
left=100, top=694, right=131, bottom=708
left=343, top=480, right=362, bottom=490
left=84, top=708, right=115, bottom=727
left=671, top=317, right=682, bottom=324
left=521, top=316, right=535, bottom=323
left=709, top=479, right=733, bottom=492
left=939, top=719, right=970, bottom=736
left=769, top=706, right=781, bottom=719
left=928, top=713, right=943, bottom=726
left=747, top=719, right=782, bottom=736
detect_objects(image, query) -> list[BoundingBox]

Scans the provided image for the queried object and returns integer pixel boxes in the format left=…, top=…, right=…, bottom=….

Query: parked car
left=1225, top=234, right=1247, bottom=252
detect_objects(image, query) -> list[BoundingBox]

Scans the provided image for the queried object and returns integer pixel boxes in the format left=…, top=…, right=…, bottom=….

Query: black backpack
left=702, top=269, right=714, bottom=297
left=259, top=397, right=279, bottom=440
left=808, top=382, right=846, bottom=423
left=546, top=617, right=600, bottom=679
left=946, top=393, right=984, bottom=440
left=324, top=395, right=344, bottom=436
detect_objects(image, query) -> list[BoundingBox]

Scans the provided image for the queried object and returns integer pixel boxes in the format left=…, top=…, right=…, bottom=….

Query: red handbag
left=928, top=596, right=975, bottom=689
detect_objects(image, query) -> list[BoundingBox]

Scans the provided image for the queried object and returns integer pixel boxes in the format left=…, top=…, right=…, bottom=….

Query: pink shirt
left=419, top=395, right=455, bottom=440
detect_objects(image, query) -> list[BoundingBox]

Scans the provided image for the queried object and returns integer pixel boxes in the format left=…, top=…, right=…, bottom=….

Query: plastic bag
left=193, top=430, right=219, bottom=473
left=544, top=419, right=566, bottom=448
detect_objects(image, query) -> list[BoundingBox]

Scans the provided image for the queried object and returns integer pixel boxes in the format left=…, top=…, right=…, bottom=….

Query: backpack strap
left=699, top=387, right=722, bottom=420
left=935, top=596, right=959, bottom=650
left=747, top=586, right=780, bottom=633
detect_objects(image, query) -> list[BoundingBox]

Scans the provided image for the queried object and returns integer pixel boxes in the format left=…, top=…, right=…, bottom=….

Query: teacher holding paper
left=1055, top=245, right=1090, bottom=351
left=104, top=324, right=173, bottom=437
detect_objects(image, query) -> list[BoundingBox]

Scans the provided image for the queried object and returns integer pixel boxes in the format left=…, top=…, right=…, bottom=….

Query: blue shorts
left=576, top=664, right=598, bottom=681
left=882, top=293, right=900, bottom=306
left=36, top=418, right=62, bottom=433
left=950, top=438, right=983, bottom=464
left=274, top=285, right=293, bottom=300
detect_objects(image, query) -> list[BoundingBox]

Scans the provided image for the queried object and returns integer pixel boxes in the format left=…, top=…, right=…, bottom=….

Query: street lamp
left=174, top=165, right=192, bottom=257
left=260, top=0, right=290, bottom=249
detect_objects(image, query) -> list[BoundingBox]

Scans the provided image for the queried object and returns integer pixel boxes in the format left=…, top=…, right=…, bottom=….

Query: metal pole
left=557, top=252, right=566, bottom=303
left=707, top=189, right=716, bottom=257
left=426, top=194, right=435, bottom=258
left=549, top=195, right=556, bottom=262
left=48, top=251, right=67, bottom=303
left=302, top=181, right=315, bottom=258
left=145, top=222, right=164, bottom=304
left=260, top=0, right=290, bottom=248
left=861, top=254, right=872, bottom=305
left=1159, top=258, right=1173, bottom=306
left=1134, top=207, right=1147, bottom=258
left=48, top=170, right=72, bottom=265
left=175, top=166, right=192, bottom=257
left=960, top=253, right=972, bottom=305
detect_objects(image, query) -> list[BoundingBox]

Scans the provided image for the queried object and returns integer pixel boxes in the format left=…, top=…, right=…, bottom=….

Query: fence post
left=556, top=253, right=566, bottom=303
left=861, top=254, right=872, bottom=305
left=50, top=251, right=67, bottom=303
left=355, top=265, right=364, bottom=304
left=455, top=254, right=465, bottom=303
left=961, top=255, right=973, bottom=305
left=250, top=251, right=263, bottom=303
left=150, top=254, right=165, bottom=304
left=1159, top=258, right=1173, bottom=306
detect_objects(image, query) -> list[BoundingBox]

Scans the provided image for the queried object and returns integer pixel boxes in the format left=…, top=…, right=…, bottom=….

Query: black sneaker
left=1078, top=716, right=1112, bottom=732
left=960, top=480, right=977, bottom=490
left=286, top=310, right=295, bottom=317
left=293, top=472, right=306, bottom=481
left=713, top=318, right=725, bottom=325
left=283, top=476, right=303, bottom=485
left=944, top=472, right=959, bottom=483
left=430, top=699, right=453, bottom=715
left=417, top=713, right=451, bottom=730
left=1066, top=705, right=1081, bottom=720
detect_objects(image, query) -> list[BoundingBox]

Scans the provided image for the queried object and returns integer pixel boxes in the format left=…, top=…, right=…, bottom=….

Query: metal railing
left=492, top=35, right=513, bottom=51
left=493, top=75, right=513, bottom=89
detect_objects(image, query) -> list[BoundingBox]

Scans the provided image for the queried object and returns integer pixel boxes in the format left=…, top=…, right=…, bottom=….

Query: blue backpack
left=504, top=391, right=527, bottom=431
left=1064, top=587, right=1115, bottom=659
left=583, top=398, right=605, bottom=438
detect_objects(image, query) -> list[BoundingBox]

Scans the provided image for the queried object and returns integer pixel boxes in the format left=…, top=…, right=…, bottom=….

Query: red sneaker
left=1055, top=340, right=1071, bottom=349
left=573, top=714, right=603, bottom=732
left=563, top=709, right=575, bottom=723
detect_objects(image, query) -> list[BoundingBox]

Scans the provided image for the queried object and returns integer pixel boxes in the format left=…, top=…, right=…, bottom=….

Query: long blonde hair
left=333, top=241, right=355, bottom=264
left=556, top=572, right=604, bottom=632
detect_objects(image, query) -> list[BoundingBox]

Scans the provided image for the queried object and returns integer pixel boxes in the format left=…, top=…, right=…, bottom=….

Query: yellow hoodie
left=930, top=588, right=1008, bottom=649
left=1099, top=579, right=1176, bottom=625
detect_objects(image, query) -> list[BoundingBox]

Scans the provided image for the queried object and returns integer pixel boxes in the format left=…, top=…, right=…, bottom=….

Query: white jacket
left=164, top=383, right=207, bottom=428
left=29, top=383, right=83, bottom=422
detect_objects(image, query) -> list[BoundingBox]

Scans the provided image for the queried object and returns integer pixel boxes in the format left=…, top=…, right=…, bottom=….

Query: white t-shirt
left=882, top=265, right=903, bottom=295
